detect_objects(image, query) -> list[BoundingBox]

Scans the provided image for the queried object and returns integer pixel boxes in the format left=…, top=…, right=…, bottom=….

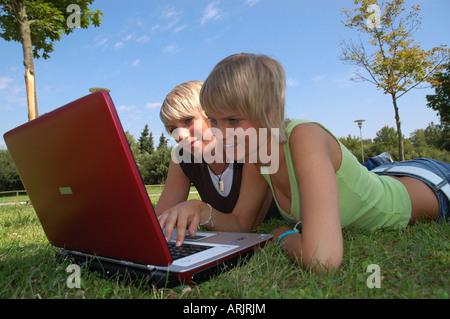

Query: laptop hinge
left=65, top=249, right=156, bottom=271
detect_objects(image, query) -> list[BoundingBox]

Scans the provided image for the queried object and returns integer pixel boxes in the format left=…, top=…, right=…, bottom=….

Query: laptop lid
left=4, top=91, right=172, bottom=266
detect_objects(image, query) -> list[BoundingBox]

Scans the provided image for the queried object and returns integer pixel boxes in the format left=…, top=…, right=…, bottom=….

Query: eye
left=184, top=117, right=194, bottom=125
left=208, top=117, right=217, bottom=126
left=229, top=119, right=240, bottom=125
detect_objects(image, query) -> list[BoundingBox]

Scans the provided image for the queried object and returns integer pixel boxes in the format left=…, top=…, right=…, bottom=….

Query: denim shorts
left=371, top=158, right=450, bottom=223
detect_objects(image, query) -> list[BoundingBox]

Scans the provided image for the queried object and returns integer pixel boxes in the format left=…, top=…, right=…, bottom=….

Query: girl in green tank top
left=200, top=53, right=447, bottom=272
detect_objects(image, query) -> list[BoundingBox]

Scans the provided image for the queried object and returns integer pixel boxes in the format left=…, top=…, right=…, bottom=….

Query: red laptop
left=3, top=91, right=272, bottom=287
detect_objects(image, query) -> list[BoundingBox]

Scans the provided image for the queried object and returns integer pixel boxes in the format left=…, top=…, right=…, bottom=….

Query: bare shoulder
left=289, top=122, right=335, bottom=150
left=288, top=122, right=342, bottom=172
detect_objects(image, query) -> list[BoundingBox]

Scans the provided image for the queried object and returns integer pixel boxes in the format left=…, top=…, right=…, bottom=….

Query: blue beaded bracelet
left=277, top=229, right=299, bottom=246
left=277, top=221, right=302, bottom=246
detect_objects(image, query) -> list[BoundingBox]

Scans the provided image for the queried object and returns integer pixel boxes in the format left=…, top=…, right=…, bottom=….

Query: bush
left=0, top=149, right=23, bottom=191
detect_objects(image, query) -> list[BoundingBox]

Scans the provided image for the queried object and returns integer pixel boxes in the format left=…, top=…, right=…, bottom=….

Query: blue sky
left=1, top=0, right=449, bottom=149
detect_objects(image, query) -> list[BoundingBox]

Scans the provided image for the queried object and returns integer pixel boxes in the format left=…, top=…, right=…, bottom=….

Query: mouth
left=177, top=138, right=199, bottom=150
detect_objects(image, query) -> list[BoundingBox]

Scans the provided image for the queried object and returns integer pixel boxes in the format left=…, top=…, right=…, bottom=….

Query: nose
left=212, top=121, right=227, bottom=137
left=174, top=127, right=190, bottom=143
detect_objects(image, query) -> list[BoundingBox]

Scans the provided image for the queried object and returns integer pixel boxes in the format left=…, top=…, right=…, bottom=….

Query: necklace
left=210, top=163, right=228, bottom=192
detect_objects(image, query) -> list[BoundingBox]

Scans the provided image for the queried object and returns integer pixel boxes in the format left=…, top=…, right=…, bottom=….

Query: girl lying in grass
left=197, top=53, right=449, bottom=272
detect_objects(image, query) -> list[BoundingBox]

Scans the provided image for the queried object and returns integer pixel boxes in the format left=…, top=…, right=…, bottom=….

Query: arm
left=272, top=123, right=344, bottom=272
left=158, top=163, right=270, bottom=246
left=155, top=159, right=191, bottom=216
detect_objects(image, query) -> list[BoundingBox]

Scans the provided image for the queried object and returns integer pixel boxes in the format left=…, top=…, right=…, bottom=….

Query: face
left=166, top=115, right=213, bottom=158
left=205, top=110, right=262, bottom=163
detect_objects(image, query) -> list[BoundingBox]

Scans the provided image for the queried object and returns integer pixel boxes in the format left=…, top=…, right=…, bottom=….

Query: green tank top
left=261, top=120, right=411, bottom=230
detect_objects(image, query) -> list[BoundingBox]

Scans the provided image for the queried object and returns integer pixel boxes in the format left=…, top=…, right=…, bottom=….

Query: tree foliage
left=0, top=149, right=23, bottom=191
left=138, top=124, right=154, bottom=154
left=340, top=0, right=449, bottom=161
left=126, top=127, right=172, bottom=185
left=0, top=0, right=103, bottom=120
left=0, top=0, right=102, bottom=59
left=426, top=63, right=450, bottom=125
left=339, top=122, right=449, bottom=163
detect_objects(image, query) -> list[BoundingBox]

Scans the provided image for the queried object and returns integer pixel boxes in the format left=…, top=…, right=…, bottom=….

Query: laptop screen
left=4, top=92, right=172, bottom=266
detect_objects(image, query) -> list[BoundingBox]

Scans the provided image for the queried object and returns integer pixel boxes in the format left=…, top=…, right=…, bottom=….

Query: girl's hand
left=157, top=200, right=206, bottom=247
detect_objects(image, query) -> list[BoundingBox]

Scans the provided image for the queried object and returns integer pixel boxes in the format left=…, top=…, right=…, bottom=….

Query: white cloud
left=154, top=5, right=184, bottom=32
left=201, top=1, right=222, bottom=25
left=0, top=76, right=13, bottom=90
left=97, top=38, right=108, bottom=47
left=312, top=74, right=327, bottom=82
left=163, top=44, right=179, bottom=54
left=161, top=6, right=180, bottom=20
left=82, top=37, right=108, bottom=51
left=173, top=25, right=187, bottom=33
left=118, top=105, right=136, bottom=112
left=136, top=35, right=150, bottom=44
left=146, top=102, right=161, bottom=109
left=0, top=78, right=26, bottom=111
left=114, top=34, right=134, bottom=49
left=245, top=0, right=260, bottom=6
left=131, top=59, right=141, bottom=67
left=287, top=78, right=300, bottom=87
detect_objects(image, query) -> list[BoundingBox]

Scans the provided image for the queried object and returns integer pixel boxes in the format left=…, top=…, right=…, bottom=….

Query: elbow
left=315, top=255, right=342, bottom=273
left=295, top=246, right=343, bottom=273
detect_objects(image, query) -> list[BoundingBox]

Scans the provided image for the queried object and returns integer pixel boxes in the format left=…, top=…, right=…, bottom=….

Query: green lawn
left=0, top=193, right=448, bottom=299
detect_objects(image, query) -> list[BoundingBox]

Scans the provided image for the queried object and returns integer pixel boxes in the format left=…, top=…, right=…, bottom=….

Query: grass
left=0, top=193, right=448, bottom=299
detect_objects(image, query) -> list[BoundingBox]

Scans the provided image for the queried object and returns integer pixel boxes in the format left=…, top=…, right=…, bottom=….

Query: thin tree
left=0, top=0, right=102, bottom=121
left=340, top=0, right=449, bottom=160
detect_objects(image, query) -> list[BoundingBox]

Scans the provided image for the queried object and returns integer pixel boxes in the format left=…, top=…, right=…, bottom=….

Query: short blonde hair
left=160, top=81, right=205, bottom=133
left=200, top=53, right=287, bottom=143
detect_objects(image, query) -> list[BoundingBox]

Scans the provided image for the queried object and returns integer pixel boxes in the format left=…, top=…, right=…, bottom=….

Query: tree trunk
left=391, top=93, right=405, bottom=161
left=17, top=1, right=38, bottom=121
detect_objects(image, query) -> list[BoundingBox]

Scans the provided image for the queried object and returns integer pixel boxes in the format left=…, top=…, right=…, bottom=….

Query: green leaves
left=0, top=0, right=103, bottom=59
left=426, top=63, right=450, bottom=125
left=340, top=0, right=449, bottom=159
left=340, top=0, right=449, bottom=97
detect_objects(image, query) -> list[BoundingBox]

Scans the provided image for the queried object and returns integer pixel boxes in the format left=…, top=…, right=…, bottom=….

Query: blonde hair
left=160, top=81, right=205, bottom=133
left=200, top=53, right=287, bottom=143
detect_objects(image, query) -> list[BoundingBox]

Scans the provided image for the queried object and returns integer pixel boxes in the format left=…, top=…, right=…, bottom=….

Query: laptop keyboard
left=168, top=242, right=213, bottom=260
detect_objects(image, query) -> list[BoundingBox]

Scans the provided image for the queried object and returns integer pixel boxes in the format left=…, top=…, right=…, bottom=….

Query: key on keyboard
left=168, top=242, right=213, bottom=260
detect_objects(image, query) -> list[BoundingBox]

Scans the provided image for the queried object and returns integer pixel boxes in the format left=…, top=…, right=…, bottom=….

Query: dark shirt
left=179, top=156, right=243, bottom=214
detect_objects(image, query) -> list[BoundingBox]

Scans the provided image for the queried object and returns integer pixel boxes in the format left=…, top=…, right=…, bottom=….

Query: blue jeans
left=371, top=158, right=450, bottom=223
left=362, top=152, right=393, bottom=170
